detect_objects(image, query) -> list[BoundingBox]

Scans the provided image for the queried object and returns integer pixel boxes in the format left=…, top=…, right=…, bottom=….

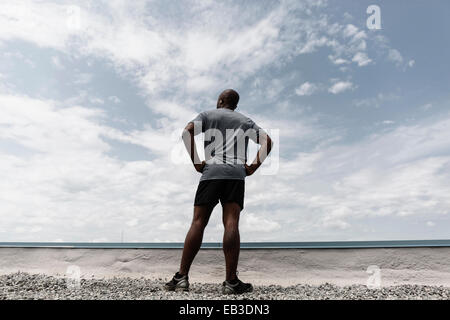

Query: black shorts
left=194, top=179, right=245, bottom=210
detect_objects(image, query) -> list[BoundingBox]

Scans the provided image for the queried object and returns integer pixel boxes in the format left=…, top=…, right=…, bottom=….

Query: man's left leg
left=179, top=204, right=215, bottom=276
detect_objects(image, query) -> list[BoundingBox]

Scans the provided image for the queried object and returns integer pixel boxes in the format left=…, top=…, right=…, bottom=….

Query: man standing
left=164, top=89, right=273, bottom=294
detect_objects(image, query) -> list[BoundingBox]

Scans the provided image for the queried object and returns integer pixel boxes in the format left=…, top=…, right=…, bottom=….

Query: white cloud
left=240, top=213, right=281, bottom=233
left=354, top=93, right=399, bottom=108
left=185, top=75, right=220, bottom=92
left=0, top=93, right=197, bottom=241
left=158, top=221, right=187, bottom=232
left=0, top=1, right=446, bottom=242
left=126, top=219, right=139, bottom=227
left=51, top=56, right=64, bottom=69
left=0, top=2, right=73, bottom=50
left=329, top=56, right=349, bottom=65
left=298, top=36, right=329, bottom=54
left=295, top=82, right=318, bottom=96
left=343, top=24, right=358, bottom=37
left=73, top=72, right=93, bottom=85
left=0, top=0, right=396, bottom=101
left=421, top=103, right=432, bottom=111
left=328, top=81, right=354, bottom=94
left=343, top=12, right=353, bottom=21
left=388, top=49, right=403, bottom=65
left=0, top=90, right=346, bottom=241
left=108, top=96, right=121, bottom=104
left=91, top=237, right=109, bottom=243
left=89, top=97, right=104, bottom=105
left=321, top=216, right=350, bottom=230
left=322, top=23, right=374, bottom=69
left=243, top=112, right=450, bottom=239
left=352, top=52, right=371, bottom=66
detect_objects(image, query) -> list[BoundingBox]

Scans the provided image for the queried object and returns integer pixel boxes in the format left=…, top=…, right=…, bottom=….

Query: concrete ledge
left=1, top=247, right=449, bottom=287
left=1, top=239, right=450, bottom=248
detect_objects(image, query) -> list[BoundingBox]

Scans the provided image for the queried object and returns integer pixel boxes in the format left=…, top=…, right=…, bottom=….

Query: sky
left=0, top=0, right=449, bottom=242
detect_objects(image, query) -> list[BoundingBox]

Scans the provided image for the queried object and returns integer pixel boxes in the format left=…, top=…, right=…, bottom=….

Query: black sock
left=175, top=272, right=186, bottom=279
left=228, top=278, right=239, bottom=285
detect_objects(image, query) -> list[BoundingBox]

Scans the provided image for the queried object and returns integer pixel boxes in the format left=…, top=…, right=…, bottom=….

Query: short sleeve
left=245, top=118, right=265, bottom=144
left=190, top=112, right=206, bottom=135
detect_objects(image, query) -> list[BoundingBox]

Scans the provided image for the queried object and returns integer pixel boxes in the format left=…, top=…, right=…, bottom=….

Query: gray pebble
left=0, top=272, right=448, bottom=300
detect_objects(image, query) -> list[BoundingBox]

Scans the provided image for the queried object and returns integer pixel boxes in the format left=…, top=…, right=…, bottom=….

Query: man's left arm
left=245, top=130, right=273, bottom=176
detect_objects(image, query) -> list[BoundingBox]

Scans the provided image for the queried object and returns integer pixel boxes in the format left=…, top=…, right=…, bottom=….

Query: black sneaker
left=164, top=272, right=189, bottom=292
left=222, top=278, right=253, bottom=295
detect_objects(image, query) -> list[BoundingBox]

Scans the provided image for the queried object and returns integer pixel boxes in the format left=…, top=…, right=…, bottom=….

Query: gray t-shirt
left=190, top=108, right=263, bottom=181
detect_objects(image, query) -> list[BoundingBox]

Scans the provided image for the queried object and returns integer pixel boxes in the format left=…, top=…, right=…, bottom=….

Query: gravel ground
left=0, top=272, right=449, bottom=300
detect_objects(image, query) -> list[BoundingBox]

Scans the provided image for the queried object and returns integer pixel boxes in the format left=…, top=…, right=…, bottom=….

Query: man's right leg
left=179, top=204, right=215, bottom=276
left=222, top=202, right=241, bottom=281
left=165, top=204, right=214, bottom=291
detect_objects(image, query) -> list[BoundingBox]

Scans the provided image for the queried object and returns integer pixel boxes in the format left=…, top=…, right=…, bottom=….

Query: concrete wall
left=1, top=247, right=449, bottom=287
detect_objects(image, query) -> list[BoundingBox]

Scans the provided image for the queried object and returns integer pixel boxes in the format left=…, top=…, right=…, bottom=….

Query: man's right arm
left=182, top=122, right=205, bottom=173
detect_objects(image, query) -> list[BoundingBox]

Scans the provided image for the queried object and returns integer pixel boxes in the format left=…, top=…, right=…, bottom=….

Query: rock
left=0, top=272, right=448, bottom=300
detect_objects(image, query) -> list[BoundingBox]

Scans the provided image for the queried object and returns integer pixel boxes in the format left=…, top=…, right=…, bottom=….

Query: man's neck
left=219, top=106, right=234, bottom=111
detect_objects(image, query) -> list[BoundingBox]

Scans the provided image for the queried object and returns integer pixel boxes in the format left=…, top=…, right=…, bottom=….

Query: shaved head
left=217, top=89, right=240, bottom=110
